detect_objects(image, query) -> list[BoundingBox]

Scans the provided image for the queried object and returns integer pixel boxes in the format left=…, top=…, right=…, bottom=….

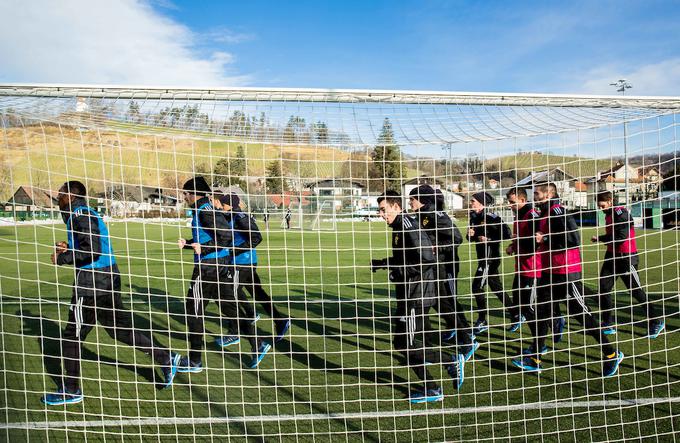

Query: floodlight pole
left=610, top=80, right=633, bottom=205
left=443, top=142, right=453, bottom=191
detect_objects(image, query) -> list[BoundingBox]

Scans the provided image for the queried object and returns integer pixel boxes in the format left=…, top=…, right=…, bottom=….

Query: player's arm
left=57, top=212, right=101, bottom=267
left=198, top=209, right=233, bottom=255
left=402, top=228, right=435, bottom=280
left=544, top=207, right=567, bottom=249
left=233, top=213, right=262, bottom=256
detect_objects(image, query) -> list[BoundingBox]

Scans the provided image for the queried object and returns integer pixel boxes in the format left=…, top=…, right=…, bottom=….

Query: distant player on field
left=592, top=191, right=665, bottom=338
left=41, top=181, right=180, bottom=406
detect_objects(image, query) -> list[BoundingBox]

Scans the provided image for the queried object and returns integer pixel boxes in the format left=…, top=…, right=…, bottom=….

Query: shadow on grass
left=19, top=308, right=159, bottom=387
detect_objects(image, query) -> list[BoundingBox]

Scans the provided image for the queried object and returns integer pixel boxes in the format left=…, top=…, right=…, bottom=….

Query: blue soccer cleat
left=603, top=351, right=624, bottom=377
left=553, top=317, right=567, bottom=343
left=522, top=344, right=549, bottom=356
left=161, top=352, right=181, bottom=388
left=249, top=342, right=272, bottom=368
left=511, top=356, right=542, bottom=373
left=447, top=353, right=466, bottom=390
left=601, top=322, right=617, bottom=335
left=409, top=387, right=443, bottom=404
left=648, top=320, right=665, bottom=339
left=215, top=336, right=241, bottom=348
left=275, top=319, right=291, bottom=342
left=41, top=387, right=83, bottom=406
left=508, top=314, right=526, bottom=333
left=177, top=356, right=203, bottom=373
left=463, top=340, right=480, bottom=362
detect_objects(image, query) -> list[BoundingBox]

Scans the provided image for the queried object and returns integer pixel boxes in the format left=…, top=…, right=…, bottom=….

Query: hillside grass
left=0, top=221, right=678, bottom=441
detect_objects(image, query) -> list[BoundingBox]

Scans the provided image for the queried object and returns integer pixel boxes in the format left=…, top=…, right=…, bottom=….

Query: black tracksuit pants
left=61, top=265, right=171, bottom=392
left=531, top=273, right=615, bottom=360
left=599, top=252, right=657, bottom=327
left=472, top=258, right=516, bottom=321
left=235, top=264, right=286, bottom=321
left=434, top=264, right=473, bottom=349
left=185, top=260, right=258, bottom=364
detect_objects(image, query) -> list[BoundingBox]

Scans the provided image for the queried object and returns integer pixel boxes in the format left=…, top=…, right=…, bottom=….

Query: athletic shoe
left=601, top=322, right=617, bottom=335
left=215, top=336, right=240, bottom=348
left=522, top=344, right=549, bottom=356
left=442, top=329, right=457, bottom=342
left=177, top=356, right=203, bottom=373
left=251, top=313, right=261, bottom=324
left=249, top=342, right=272, bottom=368
left=463, top=340, right=480, bottom=362
left=409, top=387, right=443, bottom=404
left=447, top=353, right=466, bottom=390
left=553, top=317, right=567, bottom=343
left=275, top=319, right=291, bottom=342
left=161, top=352, right=181, bottom=388
left=508, top=314, right=526, bottom=333
left=603, top=351, right=624, bottom=377
left=648, top=320, right=665, bottom=339
left=473, top=318, right=489, bottom=335
left=41, top=387, right=83, bottom=406
left=511, top=356, right=542, bottom=373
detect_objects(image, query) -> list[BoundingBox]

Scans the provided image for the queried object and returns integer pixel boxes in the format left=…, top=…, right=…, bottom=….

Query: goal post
left=0, top=85, right=679, bottom=442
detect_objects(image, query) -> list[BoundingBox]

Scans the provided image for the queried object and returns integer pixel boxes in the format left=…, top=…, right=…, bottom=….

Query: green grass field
left=0, top=221, right=678, bottom=442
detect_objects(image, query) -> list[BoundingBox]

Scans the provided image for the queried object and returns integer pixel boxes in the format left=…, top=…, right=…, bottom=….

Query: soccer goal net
left=0, top=85, right=678, bottom=442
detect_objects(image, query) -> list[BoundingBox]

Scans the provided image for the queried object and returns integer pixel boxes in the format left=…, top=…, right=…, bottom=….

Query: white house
left=514, top=168, right=587, bottom=209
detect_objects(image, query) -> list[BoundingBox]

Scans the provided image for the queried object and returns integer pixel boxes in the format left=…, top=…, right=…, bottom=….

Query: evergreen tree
left=265, top=157, right=288, bottom=195
left=369, top=118, right=405, bottom=192
left=213, top=145, right=248, bottom=190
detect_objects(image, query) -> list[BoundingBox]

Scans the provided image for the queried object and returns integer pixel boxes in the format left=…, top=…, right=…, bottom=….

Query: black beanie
left=472, top=191, right=494, bottom=206
left=409, top=184, right=436, bottom=206
left=182, top=176, right=211, bottom=195
left=218, top=193, right=240, bottom=209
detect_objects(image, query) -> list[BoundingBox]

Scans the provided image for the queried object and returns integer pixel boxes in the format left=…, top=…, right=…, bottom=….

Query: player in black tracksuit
left=41, top=181, right=179, bottom=406
left=408, top=185, right=475, bottom=354
left=177, top=177, right=270, bottom=372
left=215, top=193, right=291, bottom=343
left=372, top=191, right=464, bottom=403
left=467, top=192, right=517, bottom=334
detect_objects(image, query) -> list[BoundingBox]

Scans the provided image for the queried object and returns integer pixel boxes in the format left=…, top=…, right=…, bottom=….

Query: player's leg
left=598, top=253, right=617, bottom=332
left=471, top=260, right=489, bottom=332
left=405, top=303, right=444, bottom=402
left=487, top=259, right=517, bottom=321
left=233, top=266, right=257, bottom=322
left=565, top=276, right=622, bottom=376
left=41, top=272, right=96, bottom=405
left=251, top=266, right=290, bottom=340
left=179, top=266, right=210, bottom=372
left=96, top=269, right=179, bottom=386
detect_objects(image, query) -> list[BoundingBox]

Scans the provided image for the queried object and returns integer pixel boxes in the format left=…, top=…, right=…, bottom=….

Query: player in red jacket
left=592, top=191, right=665, bottom=338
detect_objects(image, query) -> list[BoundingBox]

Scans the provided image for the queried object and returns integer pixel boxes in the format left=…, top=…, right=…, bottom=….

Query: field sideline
left=0, top=221, right=678, bottom=441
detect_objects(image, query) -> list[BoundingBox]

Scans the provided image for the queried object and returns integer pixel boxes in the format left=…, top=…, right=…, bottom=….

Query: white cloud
left=0, top=0, right=252, bottom=87
left=577, top=59, right=680, bottom=96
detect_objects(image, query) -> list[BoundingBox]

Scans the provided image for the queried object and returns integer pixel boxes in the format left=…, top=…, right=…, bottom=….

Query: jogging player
left=372, top=191, right=464, bottom=403
left=592, top=191, right=665, bottom=338
left=467, top=192, right=519, bottom=335
left=213, top=193, right=291, bottom=347
left=177, top=177, right=270, bottom=372
left=408, top=185, right=477, bottom=360
left=41, top=181, right=180, bottom=406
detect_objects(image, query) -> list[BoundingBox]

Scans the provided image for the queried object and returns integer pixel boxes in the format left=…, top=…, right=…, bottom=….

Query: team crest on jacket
left=422, top=217, right=430, bottom=226
left=394, top=234, right=400, bottom=246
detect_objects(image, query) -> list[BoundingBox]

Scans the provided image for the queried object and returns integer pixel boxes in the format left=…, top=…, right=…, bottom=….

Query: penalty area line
left=3, top=397, right=679, bottom=430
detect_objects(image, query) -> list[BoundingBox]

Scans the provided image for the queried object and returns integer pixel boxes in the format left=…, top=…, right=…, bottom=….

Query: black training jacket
left=467, top=209, right=512, bottom=260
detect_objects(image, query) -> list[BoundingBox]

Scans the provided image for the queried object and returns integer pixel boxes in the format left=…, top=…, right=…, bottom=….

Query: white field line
left=2, top=397, right=679, bottom=430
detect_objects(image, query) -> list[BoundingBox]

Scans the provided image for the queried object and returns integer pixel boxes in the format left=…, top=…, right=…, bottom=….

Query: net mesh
left=0, top=86, right=678, bottom=441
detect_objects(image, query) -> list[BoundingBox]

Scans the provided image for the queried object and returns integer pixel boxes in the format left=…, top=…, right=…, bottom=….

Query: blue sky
left=2, top=0, right=680, bottom=94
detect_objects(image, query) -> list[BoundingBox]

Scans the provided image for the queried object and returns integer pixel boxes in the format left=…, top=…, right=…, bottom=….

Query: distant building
left=514, top=168, right=587, bottom=209
left=7, top=186, right=58, bottom=211
left=101, top=185, right=181, bottom=217
left=586, top=163, right=660, bottom=206
left=306, top=179, right=365, bottom=211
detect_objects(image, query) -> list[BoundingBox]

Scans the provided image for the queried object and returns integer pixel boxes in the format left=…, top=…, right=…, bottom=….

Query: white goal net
left=0, top=85, right=678, bottom=442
